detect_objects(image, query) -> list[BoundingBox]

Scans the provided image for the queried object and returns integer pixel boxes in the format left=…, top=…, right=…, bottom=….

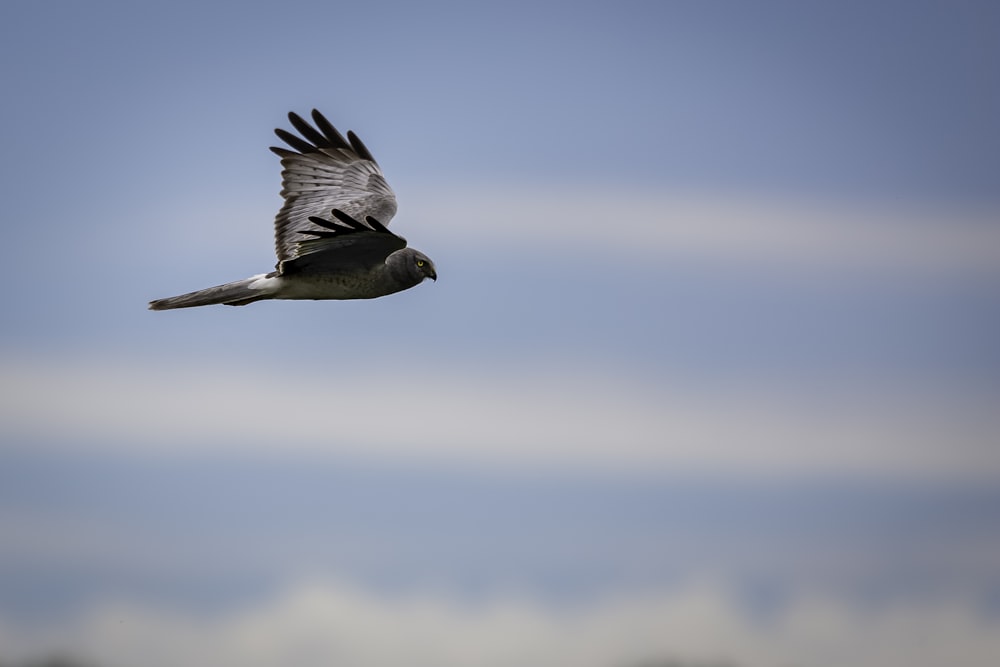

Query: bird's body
left=251, top=271, right=394, bottom=302
left=149, top=110, right=436, bottom=311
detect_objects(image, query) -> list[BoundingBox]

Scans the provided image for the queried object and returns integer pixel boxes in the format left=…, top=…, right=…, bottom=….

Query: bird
left=149, top=109, right=436, bottom=310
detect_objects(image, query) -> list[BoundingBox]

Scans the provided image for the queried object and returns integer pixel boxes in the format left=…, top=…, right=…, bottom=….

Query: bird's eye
left=416, top=260, right=425, bottom=267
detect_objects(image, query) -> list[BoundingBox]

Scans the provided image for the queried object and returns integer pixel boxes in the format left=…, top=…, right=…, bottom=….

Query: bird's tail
left=148, top=276, right=271, bottom=310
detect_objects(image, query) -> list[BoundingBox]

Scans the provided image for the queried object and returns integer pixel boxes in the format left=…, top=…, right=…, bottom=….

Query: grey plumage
left=149, top=110, right=436, bottom=311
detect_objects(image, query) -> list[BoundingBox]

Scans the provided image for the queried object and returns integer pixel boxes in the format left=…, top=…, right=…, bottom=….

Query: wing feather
left=280, top=209, right=406, bottom=276
left=270, top=110, right=398, bottom=263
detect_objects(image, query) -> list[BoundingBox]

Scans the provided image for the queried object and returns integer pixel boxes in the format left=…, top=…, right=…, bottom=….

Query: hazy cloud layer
left=2, top=580, right=998, bottom=667
left=3, top=353, right=998, bottom=479
left=410, top=189, right=1000, bottom=275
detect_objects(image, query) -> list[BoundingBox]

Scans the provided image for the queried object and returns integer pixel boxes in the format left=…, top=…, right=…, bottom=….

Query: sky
left=1, top=1, right=999, bottom=666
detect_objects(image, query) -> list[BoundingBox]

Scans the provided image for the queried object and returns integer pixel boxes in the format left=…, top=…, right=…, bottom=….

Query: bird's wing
left=270, top=109, right=398, bottom=263
left=278, top=209, right=407, bottom=276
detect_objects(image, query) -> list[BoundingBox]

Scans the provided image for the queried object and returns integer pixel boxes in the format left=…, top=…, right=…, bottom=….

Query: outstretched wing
left=279, top=209, right=406, bottom=276
left=270, top=110, right=398, bottom=263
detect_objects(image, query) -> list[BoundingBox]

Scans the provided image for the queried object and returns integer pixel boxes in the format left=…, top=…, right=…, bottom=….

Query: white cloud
left=407, top=188, right=1000, bottom=275
left=2, top=354, right=998, bottom=480
left=146, top=187, right=1000, bottom=277
left=1, top=579, right=998, bottom=667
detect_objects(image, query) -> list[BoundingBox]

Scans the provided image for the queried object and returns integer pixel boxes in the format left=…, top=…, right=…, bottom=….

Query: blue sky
left=1, top=2, right=999, bottom=666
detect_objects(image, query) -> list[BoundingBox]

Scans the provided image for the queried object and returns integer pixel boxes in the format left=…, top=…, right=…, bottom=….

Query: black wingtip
left=272, top=110, right=376, bottom=162
left=330, top=208, right=368, bottom=229
left=301, top=210, right=370, bottom=236
left=301, top=210, right=392, bottom=237
left=346, top=130, right=376, bottom=162
left=306, top=216, right=342, bottom=231
left=365, top=216, right=390, bottom=233
left=287, top=111, right=328, bottom=148
left=274, top=127, right=314, bottom=154
left=311, top=109, right=349, bottom=148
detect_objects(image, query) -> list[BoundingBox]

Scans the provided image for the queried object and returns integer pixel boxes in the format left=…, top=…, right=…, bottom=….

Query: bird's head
left=412, top=251, right=437, bottom=282
left=388, top=248, right=437, bottom=287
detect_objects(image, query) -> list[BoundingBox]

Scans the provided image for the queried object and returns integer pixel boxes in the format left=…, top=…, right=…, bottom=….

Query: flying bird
left=149, top=110, right=436, bottom=310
